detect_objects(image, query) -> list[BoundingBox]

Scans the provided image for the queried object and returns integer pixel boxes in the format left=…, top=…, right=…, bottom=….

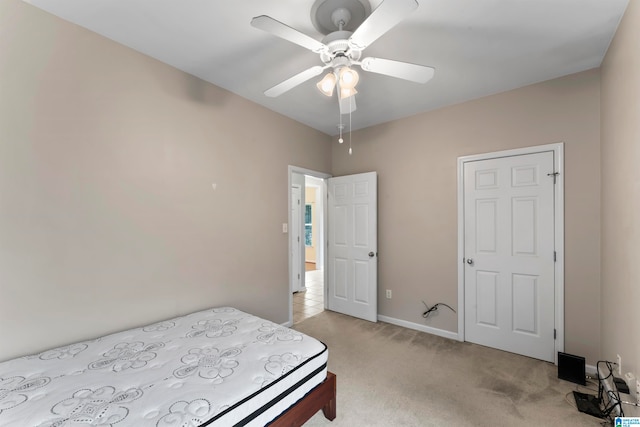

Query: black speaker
left=558, top=352, right=586, bottom=386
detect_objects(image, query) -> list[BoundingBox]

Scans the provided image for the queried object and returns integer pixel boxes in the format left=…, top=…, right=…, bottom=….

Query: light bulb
left=339, top=67, right=359, bottom=89
left=338, top=137, right=344, bottom=143
left=349, top=147, right=353, bottom=155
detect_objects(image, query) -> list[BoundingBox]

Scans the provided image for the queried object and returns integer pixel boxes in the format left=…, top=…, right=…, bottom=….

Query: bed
left=0, top=307, right=336, bottom=426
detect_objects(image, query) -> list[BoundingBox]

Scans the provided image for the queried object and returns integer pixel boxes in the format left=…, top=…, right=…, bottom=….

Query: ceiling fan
left=251, top=0, right=435, bottom=114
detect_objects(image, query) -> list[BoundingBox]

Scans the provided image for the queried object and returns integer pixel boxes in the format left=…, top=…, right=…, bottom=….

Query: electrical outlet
left=624, top=372, right=635, bottom=396
left=625, top=372, right=635, bottom=386
left=617, top=354, right=622, bottom=375
left=386, top=289, right=392, bottom=299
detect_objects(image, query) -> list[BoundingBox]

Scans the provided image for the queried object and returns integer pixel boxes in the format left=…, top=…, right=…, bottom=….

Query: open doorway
left=293, top=176, right=325, bottom=324
left=288, top=166, right=330, bottom=325
left=303, top=176, right=324, bottom=271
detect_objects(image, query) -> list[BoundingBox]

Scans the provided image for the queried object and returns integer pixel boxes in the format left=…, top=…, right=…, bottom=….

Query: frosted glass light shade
left=339, top=86, right=358, bottom=100
left=316, top=72, right=337, bottom=96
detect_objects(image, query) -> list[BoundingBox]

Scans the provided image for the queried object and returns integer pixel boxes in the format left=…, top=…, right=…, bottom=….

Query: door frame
left=287, top=165, right=331, bottom=326
left=456, top=143, right=565, bottom=362
left=291, top=184, right=304, bottom=293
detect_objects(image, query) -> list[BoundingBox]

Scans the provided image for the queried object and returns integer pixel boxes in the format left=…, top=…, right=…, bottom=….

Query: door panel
left=512, top=197, right=538, bottom=255
left=464, top=151, right=555, bottom=362
left=512, top=273, right=538, bottom=334
left=334, top=205, right=348, bottom=245
left=476, top=199, right=498, bottom=253
left=354, top=261, right=369, bottom=303
left=327, top=172, right=377, bottom=322
left=476, top=271, right=498, bottom=327
left=334, top=259, right=348, bottom=299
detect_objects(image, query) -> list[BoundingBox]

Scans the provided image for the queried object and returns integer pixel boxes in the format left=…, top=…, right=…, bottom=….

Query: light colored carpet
left=294, top=310, right=605, bottom=427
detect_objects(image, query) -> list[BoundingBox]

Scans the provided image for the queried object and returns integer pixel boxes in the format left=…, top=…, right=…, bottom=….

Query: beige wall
left=332, top=69, right=602, bottom=363
left=601, top=0, right=639, bottom=382
left=0, top=0, right=331, bottom=361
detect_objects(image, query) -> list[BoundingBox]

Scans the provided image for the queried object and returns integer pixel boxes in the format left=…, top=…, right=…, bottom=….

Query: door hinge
left=297, top=236, right=300, bottom=242
left=547, top=171, right=559, bottom=184
left=298, top=273, right=300, bottom=279
left=554, top=251, right=557, bottom=262
left=554, top=329, right=557, bottom=340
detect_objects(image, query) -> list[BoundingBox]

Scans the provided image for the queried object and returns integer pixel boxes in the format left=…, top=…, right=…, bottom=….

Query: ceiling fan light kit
left=316, top=65, right=360, bottom=99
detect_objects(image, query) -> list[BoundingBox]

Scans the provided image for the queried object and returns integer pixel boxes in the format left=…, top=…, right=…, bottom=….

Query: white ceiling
left=23, top=0, right=628, bottom=135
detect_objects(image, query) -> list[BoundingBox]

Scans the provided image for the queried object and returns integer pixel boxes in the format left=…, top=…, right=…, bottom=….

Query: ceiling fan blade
left=264, top=65, right=326, bottom=97
left=339, top=95, right=357, bottom=115
left=251, top=15, right=327, bottom=53
left=360, top=57, right=434, bottom=83
left=348, top=0, right=418, bottom=50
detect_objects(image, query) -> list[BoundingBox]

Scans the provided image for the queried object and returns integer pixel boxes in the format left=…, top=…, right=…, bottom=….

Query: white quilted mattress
left=0, top=307, right=328, bottom=426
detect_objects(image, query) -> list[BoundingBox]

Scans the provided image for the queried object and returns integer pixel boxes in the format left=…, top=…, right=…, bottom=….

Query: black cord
left=422, top=301, right=456, bottom=318
left=596, top=360, right=624, bottom=419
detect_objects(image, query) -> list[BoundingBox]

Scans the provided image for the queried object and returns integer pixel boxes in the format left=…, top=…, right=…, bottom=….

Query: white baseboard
left=377, top=315, right=459, bottom=341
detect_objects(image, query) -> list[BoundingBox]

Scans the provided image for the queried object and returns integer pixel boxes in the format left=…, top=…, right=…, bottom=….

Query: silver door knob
left=369, top=252, right=375, bottom=258
left=466, top=258, right=474, bottom=265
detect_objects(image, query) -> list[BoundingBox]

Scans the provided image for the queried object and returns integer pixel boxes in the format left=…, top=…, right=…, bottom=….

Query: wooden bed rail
left=269, top=371, right=337, bottom=426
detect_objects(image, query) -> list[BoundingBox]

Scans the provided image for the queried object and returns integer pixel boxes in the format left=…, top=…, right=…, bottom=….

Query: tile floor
left=293, top=268, right=325, bottom=324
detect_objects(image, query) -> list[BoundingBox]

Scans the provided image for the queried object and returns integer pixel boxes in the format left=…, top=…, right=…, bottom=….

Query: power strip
left=598, top=362, right=623, bottom=417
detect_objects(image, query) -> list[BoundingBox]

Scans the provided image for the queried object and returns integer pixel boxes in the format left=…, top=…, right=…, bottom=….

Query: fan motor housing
left=320, top=31, right=362, bottom=63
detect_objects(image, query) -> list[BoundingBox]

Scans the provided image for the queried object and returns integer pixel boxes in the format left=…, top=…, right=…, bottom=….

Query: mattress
left=0, top=307, right=328, bottom=426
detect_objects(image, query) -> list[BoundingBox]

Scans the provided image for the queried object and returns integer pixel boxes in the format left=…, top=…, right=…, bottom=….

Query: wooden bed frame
left=269, top=371, right=337, bottom=426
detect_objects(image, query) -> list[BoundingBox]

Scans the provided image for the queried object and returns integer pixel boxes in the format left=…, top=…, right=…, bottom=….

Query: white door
left=291, top=185, right=304, bottom=293
left=464, top=151, right=556, bottom=362
left=327, top=172, right=377, bottom=322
